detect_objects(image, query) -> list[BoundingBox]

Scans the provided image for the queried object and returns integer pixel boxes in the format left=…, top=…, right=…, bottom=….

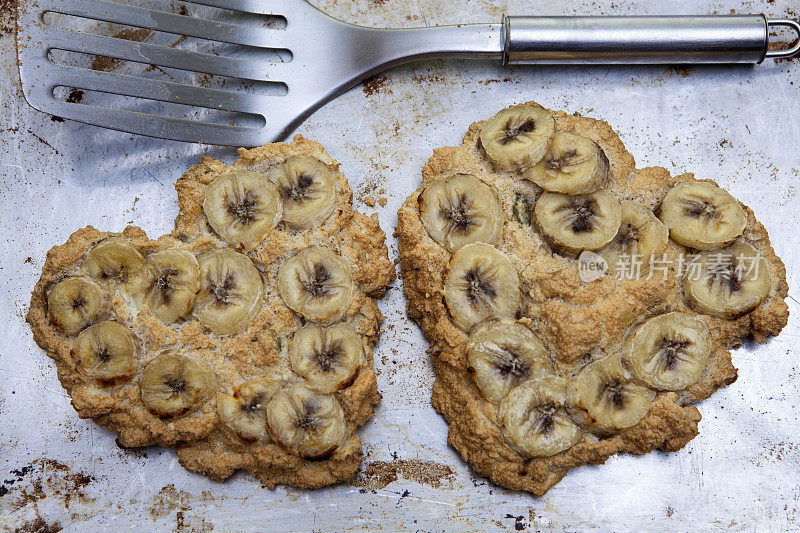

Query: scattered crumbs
left=350, top=460, right=454, bottom=491
left=356, top=168, right=387, bottom=207
left=24, top=257, right=33, bottom=264
left=412, top=72, right=445, bottom=84
left=719, top=139, right=732, bottom=148
left=667, top=506, right=675, bottom=517
left=361, top=75, right=392, bottom=97
left=0, top=0, right=16, bottom=35
left=377, top=196, right=387, bottom=207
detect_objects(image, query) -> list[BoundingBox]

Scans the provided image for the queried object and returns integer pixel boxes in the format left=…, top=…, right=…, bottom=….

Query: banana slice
left=73, top=321, right=138, bottom=384
left=267, top=155, right=336, bottom=230
left=499, top=377, right=583, bottom=458
left=658, top=181, right=747, bottom=250
left=466, top=318, right=550, bottom=404
left=82, top=238, right=145, bottom=291
left=193, top=248, right=264, bottom=335
left=599, top=201, right=669, bottom=279
left=139, top=352, right=216, bottom=418
left=218, top=377, right=283, bottom=443
left=47, top=276, right=105, bottom=335
left=535, top=190, right=622, bottom=257
left=568, top=353, right=656, bottom=436
left=277, top=246, right=354, bottom=324
left=203, top=170, right=283, bottom=250
left=479, top=103, right=556, bottom=172
left=419, top=173, right=504, bottom=252
left=130, top=249, right=200, bottom=324
left=444, top=243, right=523, bottom=332
left=289, top=324, right=363, bottom=394
left=525, top=131, right=610, bottom=194
left=266, top=382, right=348, bottom=459
left=682, top=242, right=771, bottom=319
left=624, top=312, right=711, bottom=391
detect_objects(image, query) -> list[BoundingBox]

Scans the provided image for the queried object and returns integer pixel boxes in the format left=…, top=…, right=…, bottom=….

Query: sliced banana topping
left=289, top=324, right=363, bottom=394
left=599, top=201, right=669, bottom=279
left=218, top=377, right=283, bottom=443
left=499, top=378, right=583, bottom=458
left=658, top=181, right=747, bottom=250
left=73, top=321, right=138, bottom=384
left=47, top=276, right=105, bottom=335
left=193, top=248, right=264, bottom=335
left=682, top=241, right=771, bottom=319
left=277, top=246, right=354, bottom=324
left=466, top=318, right=550, bottom=404
left=419, top=173, right=504, bottom=252
left=444, top=243, right=523, bottom=332
left=535, top=190, right=622, bottom=257
left=624, top=312, right=711, bottom=391
left=267, top=155, right=336, bottom=230
left=525, top=131, right=610, bottom=194
left=82, top=238, right=145, bottom=291
left=140, top=352, right=216, bottom=418
left=130, top=249, right=200, bottom=324
left=479, top=103, right=556, bottom=172
left=266, top=382, right=348, bottom=459
left=203, top=170, right=283, bottom=250
left=568, top=353, right=656, bottom=436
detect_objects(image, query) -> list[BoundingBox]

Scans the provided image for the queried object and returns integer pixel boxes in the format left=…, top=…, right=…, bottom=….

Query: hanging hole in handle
left=765, top=19, right=800, bottom=59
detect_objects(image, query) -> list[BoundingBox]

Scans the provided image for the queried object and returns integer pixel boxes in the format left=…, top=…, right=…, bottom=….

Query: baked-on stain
left=149, top=484, right=191, bottom=519
left=361, top=74, right=392, bottom=96
left=350, top=459, right=454, bottom=490
left=89, top=28, right=155, bottom=72
left=13, top=517, right=62, bottom=533
left=2, top=459, right=95, bottom=531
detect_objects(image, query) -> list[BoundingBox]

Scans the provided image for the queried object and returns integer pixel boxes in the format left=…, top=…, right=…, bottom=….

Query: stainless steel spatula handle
left=501, top=15, right=799, bottom=64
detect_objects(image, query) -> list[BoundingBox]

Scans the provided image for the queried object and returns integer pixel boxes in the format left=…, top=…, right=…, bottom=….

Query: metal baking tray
left=1, top=0, right=798, bottom=530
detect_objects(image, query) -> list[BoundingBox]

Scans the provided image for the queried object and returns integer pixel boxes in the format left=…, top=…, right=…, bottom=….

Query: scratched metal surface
left=1, top=0, right=799, bottom=530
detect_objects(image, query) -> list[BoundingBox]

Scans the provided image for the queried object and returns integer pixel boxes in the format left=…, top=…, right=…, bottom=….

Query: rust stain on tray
left=350, top=459, right=454, bottom=490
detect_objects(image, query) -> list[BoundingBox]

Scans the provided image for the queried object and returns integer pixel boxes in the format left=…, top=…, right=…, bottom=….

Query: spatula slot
left=52, top=85, right=267, bottom=129
left=47, top=48, right=289, bottom=97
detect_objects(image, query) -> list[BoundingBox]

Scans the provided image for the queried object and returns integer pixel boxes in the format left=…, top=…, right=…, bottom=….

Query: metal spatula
left=16, top=0, right=800, bottom=146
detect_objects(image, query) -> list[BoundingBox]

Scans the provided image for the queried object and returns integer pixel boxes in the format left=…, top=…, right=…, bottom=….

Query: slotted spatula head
left=16, top=0, right=426, bottom=145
